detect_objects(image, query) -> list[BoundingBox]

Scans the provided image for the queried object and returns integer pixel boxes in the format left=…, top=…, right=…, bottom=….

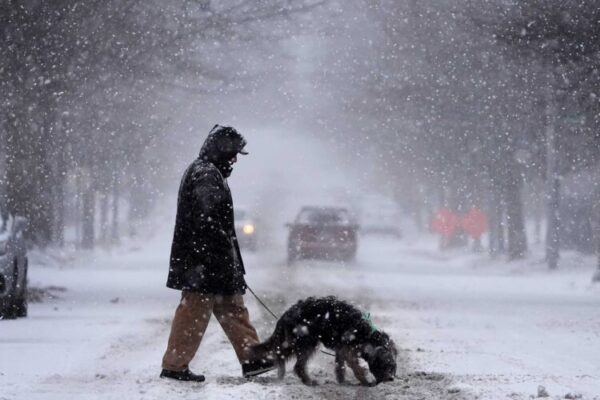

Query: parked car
left=234, top=207, right=259, bottom=252
left=357, top=195, right=402, bottom=237
left=0, top=212, right=28, bottom=319
left=287, top=206, right=359, bottom=264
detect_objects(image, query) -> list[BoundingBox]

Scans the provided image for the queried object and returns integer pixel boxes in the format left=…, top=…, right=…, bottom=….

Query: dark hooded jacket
left=166, top=126, right=247, bottom=295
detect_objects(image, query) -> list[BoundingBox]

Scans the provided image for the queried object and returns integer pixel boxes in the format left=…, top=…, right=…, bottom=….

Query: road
left=1, top=232, right=599, bottom=399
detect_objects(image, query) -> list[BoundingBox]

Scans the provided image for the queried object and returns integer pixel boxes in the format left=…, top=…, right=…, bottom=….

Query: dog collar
left=362, top=312, right=379, bottom=334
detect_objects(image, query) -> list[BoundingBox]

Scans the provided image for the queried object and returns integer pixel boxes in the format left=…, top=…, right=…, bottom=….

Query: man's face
left=222, top=151, right=238, bottom=168
left=213, top=150, right=240, bottom=178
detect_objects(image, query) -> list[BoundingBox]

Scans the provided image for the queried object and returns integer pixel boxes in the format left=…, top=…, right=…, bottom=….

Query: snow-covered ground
left=1, top=228, right=599, bottom=400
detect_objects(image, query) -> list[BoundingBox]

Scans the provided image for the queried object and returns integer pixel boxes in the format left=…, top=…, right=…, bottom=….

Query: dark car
left=287, top=206, right=358, bottom=264
left=235, top=207, right=259, bottom=252
left=0, top=212, right=28, bottom=319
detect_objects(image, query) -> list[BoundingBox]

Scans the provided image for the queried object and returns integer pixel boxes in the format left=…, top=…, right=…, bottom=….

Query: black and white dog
left=250, top=296, right=397, bottom=386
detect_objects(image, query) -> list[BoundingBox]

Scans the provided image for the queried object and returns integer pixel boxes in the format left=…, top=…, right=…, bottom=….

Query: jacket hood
left=199, top=124, right=248, bottom=162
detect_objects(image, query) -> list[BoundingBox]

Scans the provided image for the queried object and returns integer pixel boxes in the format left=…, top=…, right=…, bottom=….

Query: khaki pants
left=161, top=291, right=260, bottom=371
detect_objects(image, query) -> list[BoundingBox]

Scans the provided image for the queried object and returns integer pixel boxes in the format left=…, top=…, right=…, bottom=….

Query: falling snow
left=1, top=1, right=600, bottom=399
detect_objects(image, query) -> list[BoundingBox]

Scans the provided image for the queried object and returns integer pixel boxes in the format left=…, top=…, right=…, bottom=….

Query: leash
left=247, top=285, right=279, bottom=320
left=247, top=284, right=336, bottom=357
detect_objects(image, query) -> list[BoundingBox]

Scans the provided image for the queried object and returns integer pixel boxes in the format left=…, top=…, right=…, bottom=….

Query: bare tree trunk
left=50, top=121, right=67, bottom=247
left=488, top=183, right=505, bottom=257
left=81, top=172, right=95, bottom=249
left=111, top=173, right=120, bottom=245
left=29, top=100, right=56, bottom=246
left=545, top=90, right=560, bottom=270
left=99, top=192, right=109, bottom=244
left=506, top=162, right=527, bottom=259
left=5, top=112, right=31, bottom=227
left=533, top=182, right=543, bottom=245
left=51, top=168, right=65, bottom=247
left=75, top=173, right=82, bottom=246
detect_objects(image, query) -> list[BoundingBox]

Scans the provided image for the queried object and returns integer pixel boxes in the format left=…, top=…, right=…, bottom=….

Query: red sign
left=461, top=208, right=488, bottom=239
left=430, top=208, right=460, bottom=237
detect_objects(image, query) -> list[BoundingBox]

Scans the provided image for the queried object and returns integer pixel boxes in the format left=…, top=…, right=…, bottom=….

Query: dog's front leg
left=277, top=360, right=285, bottom=380
left=347, top=351, right=372, bottom=386
left=294, top=351, right=318, bottom=386
left=335, top=349, right=347, bottom=383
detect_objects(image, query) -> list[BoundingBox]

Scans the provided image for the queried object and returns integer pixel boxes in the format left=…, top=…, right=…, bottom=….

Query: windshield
left=296, top=208, right=351, bottom=225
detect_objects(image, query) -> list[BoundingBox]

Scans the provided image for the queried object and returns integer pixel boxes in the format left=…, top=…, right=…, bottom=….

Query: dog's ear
left=387, top=339, right=398, bottom=357
left=375, top=346, right=392, bottom=365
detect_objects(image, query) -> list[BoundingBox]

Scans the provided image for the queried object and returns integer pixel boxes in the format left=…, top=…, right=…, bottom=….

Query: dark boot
left=160, top=368, right=205, bottom=382
left=242, top=359, right=276, bottom=378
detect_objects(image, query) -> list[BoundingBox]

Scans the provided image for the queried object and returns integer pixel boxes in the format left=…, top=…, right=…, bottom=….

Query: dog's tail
left=250, top=319, right=287, bottom=361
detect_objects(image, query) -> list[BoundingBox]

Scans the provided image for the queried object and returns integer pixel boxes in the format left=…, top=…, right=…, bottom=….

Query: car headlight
left=242, top=224, right=255, bottom=235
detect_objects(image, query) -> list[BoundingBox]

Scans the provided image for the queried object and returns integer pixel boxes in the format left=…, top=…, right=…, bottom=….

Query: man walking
left=160, top=125, right=273, bottom=382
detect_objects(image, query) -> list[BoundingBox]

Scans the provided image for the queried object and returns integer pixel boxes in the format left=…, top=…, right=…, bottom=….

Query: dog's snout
left=377, top=376, right=394, bottom=384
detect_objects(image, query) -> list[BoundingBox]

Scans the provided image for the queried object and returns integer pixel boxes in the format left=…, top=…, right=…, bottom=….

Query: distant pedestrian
left=160, top=125, right=274, bottom=382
